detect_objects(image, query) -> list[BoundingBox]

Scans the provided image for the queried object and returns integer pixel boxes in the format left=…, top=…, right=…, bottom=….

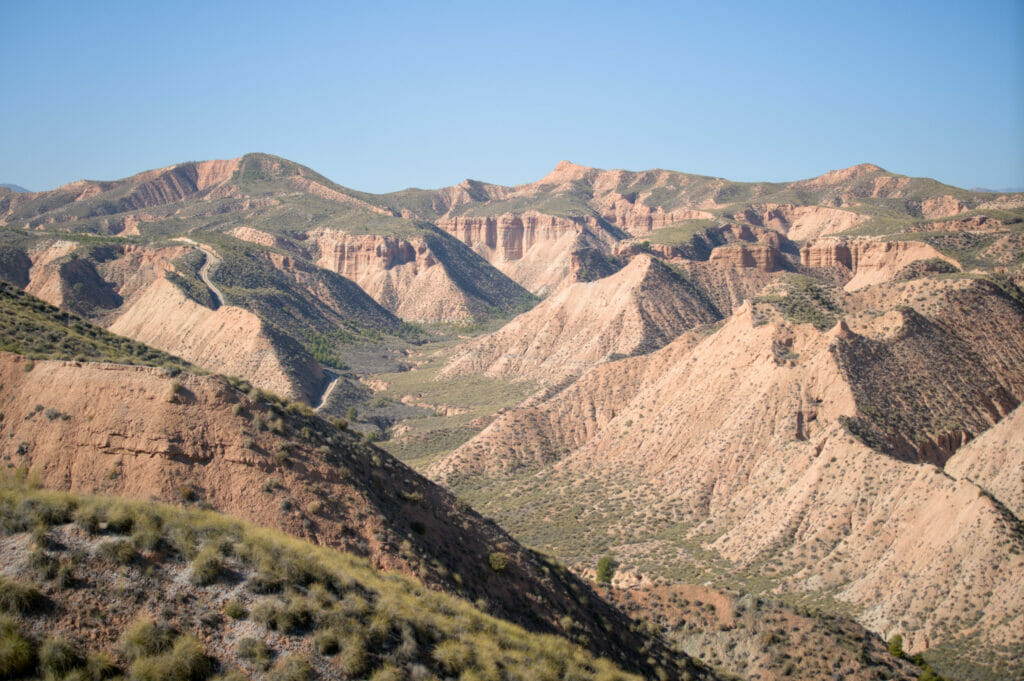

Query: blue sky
left=2, top=1, right=1022, bottom=192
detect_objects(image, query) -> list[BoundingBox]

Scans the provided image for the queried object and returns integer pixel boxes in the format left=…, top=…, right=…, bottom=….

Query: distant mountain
left=971, top=186, right=1024, bottom=193
left=1, top=182, right=30, bottom=192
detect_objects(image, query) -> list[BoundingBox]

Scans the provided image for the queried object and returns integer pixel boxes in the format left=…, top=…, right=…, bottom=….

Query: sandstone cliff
left=801, top=238, right=959, bottom=290
left=436, top=212, right=621, bottom=294
left=310, top=227, right=533, bottom=322
left=726, top=203, right=868, bottom=241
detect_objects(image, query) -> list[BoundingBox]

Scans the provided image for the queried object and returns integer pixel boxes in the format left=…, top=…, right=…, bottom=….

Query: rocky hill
left=440, top=255, right=720, bottom=383
left=600, top=579, right=923, bottom=681
left=378, top=159, right=1023, bottom=294
left=0, top=154, right=535, bottom=325
left=0, top=483, right=652, bottom=681
left=3, top=155, right=1022, bottom=681
left=433, top=273, right=1024, bottom=681
left=0, top=283, right=712, bottom=680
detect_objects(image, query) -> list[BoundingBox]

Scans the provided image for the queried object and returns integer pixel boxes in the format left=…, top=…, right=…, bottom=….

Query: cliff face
left=437, top=211, right=587, bottom=262
left=595, top=201, right=714, bottom=235
left=310, top=227, right=533, bottom=322
left=313, top=229, right=426, bottom=281
left=116, top=158, right=242, bottom=210
left=728, top=204, right=868, bottom=241
left=436, top=213, right=620, bottom=295
left=707, top=243, right=780, bottom=271
left=800, top=238, right=959, bottom=290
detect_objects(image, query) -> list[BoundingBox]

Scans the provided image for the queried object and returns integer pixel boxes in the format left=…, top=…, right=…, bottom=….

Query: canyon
left=1, top=155, right=1022, bottom=681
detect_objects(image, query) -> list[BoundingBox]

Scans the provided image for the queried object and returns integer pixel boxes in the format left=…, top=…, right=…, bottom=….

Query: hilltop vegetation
left=0, top=478, right=650, bottom=681
left=0, top=280, right=193, bottom=372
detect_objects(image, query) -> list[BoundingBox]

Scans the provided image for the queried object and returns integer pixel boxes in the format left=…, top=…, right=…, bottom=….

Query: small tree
left=888, top=633, right=904, bottom=658
left=596, top=554, right=617, bottom=584
left=488, top=552, right=508, bottom=573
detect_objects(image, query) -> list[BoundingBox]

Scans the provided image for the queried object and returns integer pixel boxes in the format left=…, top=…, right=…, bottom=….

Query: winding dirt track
left=173, top=237, right=224, bottom=308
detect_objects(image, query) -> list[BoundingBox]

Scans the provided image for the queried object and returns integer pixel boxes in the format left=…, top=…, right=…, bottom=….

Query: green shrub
left=119, top=618, right=175, bottom=661
left=369, top=663, right=404, bottom=681
left=247, top=572, right=284, bottom=594
left=130, top=513, right=164, bottom=552
left=74, top=503, right=103, bottom=535
left=336, top=632, right=368, bottom=676
left=0, top=576, right=42, bottom=614
left=0, top=616, right=35, bottom=678
left=130, top=634, right=213, bottom=681
left=488, top=552, right=509, bottom=573
left=314, top=629, right=339, bottom=655
left=39, top=636, right=82, bottom=676
left=596, top=554, right=617, bottom=584
left=29, top=547, right=59, bottom=579
left=57, top=559, right=75, bottom=588
left=266, top=654, right=314, bottom=681
left=888, top=633, right=904, bottom=658
left=237, top=637, right=273, bottom=670
left=252, top=596, right=313, bottom=634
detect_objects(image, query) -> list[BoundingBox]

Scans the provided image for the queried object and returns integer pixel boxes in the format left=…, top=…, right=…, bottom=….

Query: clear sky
left=2, top=0, right=1022, bottom=193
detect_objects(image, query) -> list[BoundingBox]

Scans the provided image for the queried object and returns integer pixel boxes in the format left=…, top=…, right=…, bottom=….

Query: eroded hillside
left=3, top=155, right=1022, bottom=681
left=430, top=274, right=1024, bottom=681
left=0, top=483, right=654, bottom=681
left=0, top=286, right=713, bottom=680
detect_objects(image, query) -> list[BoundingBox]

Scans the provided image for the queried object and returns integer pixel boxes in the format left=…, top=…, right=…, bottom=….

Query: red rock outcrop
left=730, top=203, right=868, bottom=241
left=917, top=195, right=968, bottom=219
left=708, top=243, right=780, bottom=271
left=436, top=212, right=620, bottom=294
left=310, top=228, right=530, bottom=322
left=437, top=211, right=587, bottom=262
left=595, top=199, right=713, bottom=235
left=800, top=238, right=959, bottom=290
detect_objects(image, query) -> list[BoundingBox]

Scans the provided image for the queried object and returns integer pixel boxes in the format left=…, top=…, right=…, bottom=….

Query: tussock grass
left=0, top=615, right=35, bottom=678
left=0, top=478, right=644, bottom=681
left=0, top=576, right=42, bottom=615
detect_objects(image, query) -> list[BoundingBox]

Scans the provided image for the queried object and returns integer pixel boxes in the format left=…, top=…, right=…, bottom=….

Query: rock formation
left=440, top=255, right=719, bottom=382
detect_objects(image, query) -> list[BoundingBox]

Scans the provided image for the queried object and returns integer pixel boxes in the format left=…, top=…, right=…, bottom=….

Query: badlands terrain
left=0, top=154, right=1021, bottom=680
